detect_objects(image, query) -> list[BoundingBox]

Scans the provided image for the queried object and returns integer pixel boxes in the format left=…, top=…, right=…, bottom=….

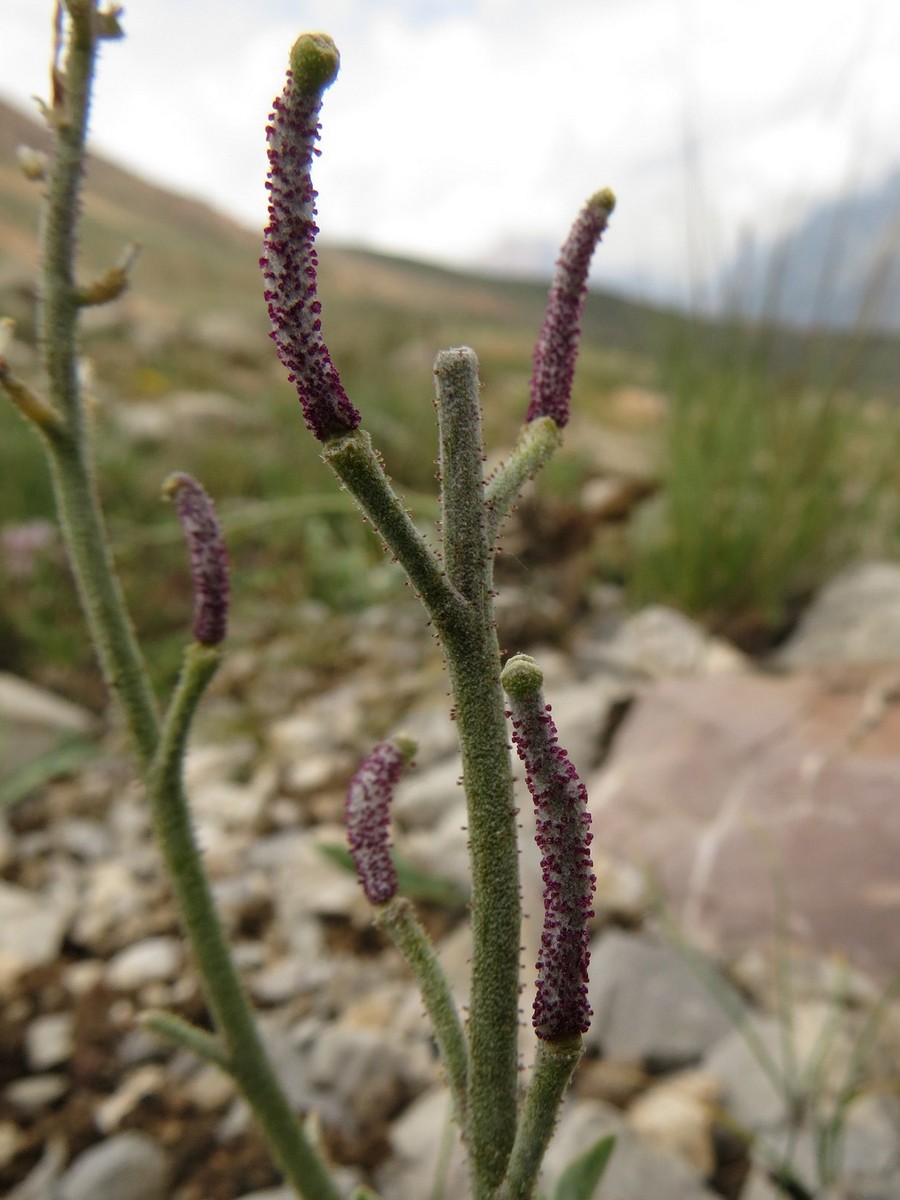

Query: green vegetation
left=629, top=313, right=900, bottom=645
left=3, top=95, right=900, bottom=696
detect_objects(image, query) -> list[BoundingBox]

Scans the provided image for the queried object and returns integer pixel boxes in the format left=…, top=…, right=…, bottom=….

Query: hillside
left=3, top=95, right=899, bottom=396
left=718, top=168, right=900, bottom=334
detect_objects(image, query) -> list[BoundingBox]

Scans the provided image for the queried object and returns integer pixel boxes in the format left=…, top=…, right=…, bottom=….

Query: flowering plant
left=1, top=7, right=615, bottom=1198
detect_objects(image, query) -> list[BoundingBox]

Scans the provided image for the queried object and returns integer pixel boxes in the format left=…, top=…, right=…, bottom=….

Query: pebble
left=105, top=937, right=182, bottom=990
left=543, top=1098, right=718, bottom=1200
left=628, top=1068, right=721, bottom=1174
left=25, top=1011, right=74, bottom=1070
left=585, top=930, right=743, bottom=1069
left=0, top=881, right=70, bottom=973
left=3, top=1074, right=70, bottom=1115
left=58, top=1132, right=169, bottom=1200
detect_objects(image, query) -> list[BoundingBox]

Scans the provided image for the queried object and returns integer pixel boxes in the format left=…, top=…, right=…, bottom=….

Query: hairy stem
left=36, top=1, right=159, bottom=768
left=434, top=349, right=520, bottom=1193
left=150, top=644, right=341, bottom=1200
left=375, top=896, right=470, bottom=1128
left=498, top=1037, right=583, bottom=1200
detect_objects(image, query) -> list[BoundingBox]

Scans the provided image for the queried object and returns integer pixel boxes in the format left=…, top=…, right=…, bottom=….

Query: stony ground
left=4, top=563, right=900, bottom=1200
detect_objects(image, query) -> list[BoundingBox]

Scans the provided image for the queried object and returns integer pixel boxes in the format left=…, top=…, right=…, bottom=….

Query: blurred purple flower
left=346, top=736, right=415, bottom=904
left=164, top=473, right=229, bottom=646
left=526, top=188, right=616, bottom=429
left=502, top=654, right=595, bottom=1040
left=261, top=34, right=360, bottom=442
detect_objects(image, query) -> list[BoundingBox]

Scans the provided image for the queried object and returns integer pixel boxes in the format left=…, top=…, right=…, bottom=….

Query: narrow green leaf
left=0, top=734, right=97, bottom=811
left=317, top=841, right=469, bottom=909
left=553, top=1135, right=616, bottom=1200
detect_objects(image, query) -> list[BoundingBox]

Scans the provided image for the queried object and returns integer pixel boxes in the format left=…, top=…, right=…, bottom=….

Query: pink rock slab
left=589, top=667, right=900, bottom=985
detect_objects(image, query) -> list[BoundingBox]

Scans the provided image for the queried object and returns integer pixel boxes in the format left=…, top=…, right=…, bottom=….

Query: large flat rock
left=589, top=668, right=900, bottom=984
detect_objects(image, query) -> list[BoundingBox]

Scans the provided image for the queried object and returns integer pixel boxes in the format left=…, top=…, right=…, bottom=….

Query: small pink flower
left=261, top=35, right=360, bottom=442
left=164, top=473, right=229, bottom=646
left=526, top=188, right=616, bottom=429
left=346, top=736, right=416, bottom=904
left=502, top=654, right=595, bottom=1040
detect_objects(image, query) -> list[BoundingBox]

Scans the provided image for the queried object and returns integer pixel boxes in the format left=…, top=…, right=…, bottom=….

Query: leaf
left=317, top=841, right=469, bottom=909
left=552, top=1134, right=616, bottom=1200
left=0, top=734, right=98, bottom=811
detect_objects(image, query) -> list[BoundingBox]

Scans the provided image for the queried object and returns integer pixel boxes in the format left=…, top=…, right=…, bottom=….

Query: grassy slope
left=2, top=95, right=900, bottom=695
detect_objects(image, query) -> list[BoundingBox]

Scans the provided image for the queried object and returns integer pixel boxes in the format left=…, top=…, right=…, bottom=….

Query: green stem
left=323, top=428, right=464, bottom=628
left=328, top=393, right=523, bottom=1194
left=435, top=348, right=488, bottom=601
left=39, top=0, right=94, bottom=431
left=46, top=434, right=161, bottom=769
left=484, top=418, right=562, bottom=545
left=443, top=610, right=521, bottom=1197
left=375, top=896, right=469, bottom=1128
left=150, top=644, right=342, bottom=1200
left=433, top=349, right=520, bottom=1194
left=498, top=1037, right=583, bottom=1200
left=35, top=0, right=160, bottom=770
left=140, top=1009, right=232, bottom=1073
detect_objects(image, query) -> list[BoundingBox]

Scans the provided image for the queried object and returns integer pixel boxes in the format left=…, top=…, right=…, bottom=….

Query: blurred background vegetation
left=2, top=96, right=900, bottom=706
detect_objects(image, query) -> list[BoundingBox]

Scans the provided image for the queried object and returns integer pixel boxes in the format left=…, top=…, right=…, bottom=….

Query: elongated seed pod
left=164, top=473, right=229, bottom=646
left=526, top=188, right=615, bottom=429
left=502, top=654, right=595, bottom=1040
left=346, top=736, right=416, bottom=904
left=261, top=34, right=360, bottom=442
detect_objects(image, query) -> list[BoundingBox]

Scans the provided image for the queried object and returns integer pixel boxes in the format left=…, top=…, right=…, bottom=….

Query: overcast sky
left=2, top=0, right=899, bottom=306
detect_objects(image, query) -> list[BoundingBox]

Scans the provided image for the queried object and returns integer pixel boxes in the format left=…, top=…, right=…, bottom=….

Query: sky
left=2, top=0, right=899, bottom=308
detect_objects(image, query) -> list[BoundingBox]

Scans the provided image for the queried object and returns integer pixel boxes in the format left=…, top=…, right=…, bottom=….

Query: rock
left=374, top=1086, right=469, bottom=1200
left=752, top=1091, right=900, bottom=1198
left=305, top=1023, right=426, bottom=1132
left=105, top=937, right=182, bottom=990
left=589, top=669, right=900, bottom=985
left=541, top=1097, right=719, bottom=1199
left=93, top=1067, right=168, bottom=1134
left=0, top=672, right=97, bottom=778
left=25, top=1011, right=74, bottom=1070
left=584, top=930, right=744, bottom=1069
left=0, top=881, right=70, bottom=974
left=0, top=672, right=96, bottom=732
left=393, top=756, right=463, bottom=829
left=7, top=1138, right=65, bottom=1200
left=248, top=828, right=362, bottom=935
left=739, top=1171, right=784, bottom=1200
left=404, top=806, right=471, bottom=896
left=58, top=1132, right=169, bottom=1200
left=69, top=860, right=155, bottom=955
left=3, top=1074, right=70, bottom=1115
left=628, top=1069, right=721, bottom=1175
left=704, top=1003, right=863, bottom=1133
left=776, top=561, right=900, bottom=668
left=0, top=1122, right=25, bottom=1170
left=588, top=605, right=748, bottom=680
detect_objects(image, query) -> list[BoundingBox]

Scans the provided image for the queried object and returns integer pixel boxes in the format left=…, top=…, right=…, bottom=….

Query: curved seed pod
left=261, top=34, right=361, bottom=442
left=346, top=735, right=416, bottom=904
left=526, top=188, right=616, bottom=429
left=502, top=654, right=595, bottom=1040
left=164, top=473, right=229, bottom=646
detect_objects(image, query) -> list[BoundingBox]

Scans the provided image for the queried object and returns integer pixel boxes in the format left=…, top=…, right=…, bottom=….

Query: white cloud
left=1, top=0, right=898, bottom=305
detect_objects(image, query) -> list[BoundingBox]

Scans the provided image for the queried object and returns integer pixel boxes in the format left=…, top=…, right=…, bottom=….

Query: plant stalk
left=149, top=644, right=342, bottom=1200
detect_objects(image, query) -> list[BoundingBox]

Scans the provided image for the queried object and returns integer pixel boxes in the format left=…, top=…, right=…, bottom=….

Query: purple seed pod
left=526, top=188, right=616, bottom=429
left=501, top=654, right=595, bottom=1040
left=261, top=34, right=361, bottom=442
left=164, top=473, right=229, bottom=646
left=346, top=735, right=416, bottom=905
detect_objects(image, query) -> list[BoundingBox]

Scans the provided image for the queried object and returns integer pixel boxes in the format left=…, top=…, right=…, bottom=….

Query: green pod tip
left=501, top=653, right=544, bottom=700
left=289, top=33, right=341, bottom=97
left=591, top=186, right=617, bottom=214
